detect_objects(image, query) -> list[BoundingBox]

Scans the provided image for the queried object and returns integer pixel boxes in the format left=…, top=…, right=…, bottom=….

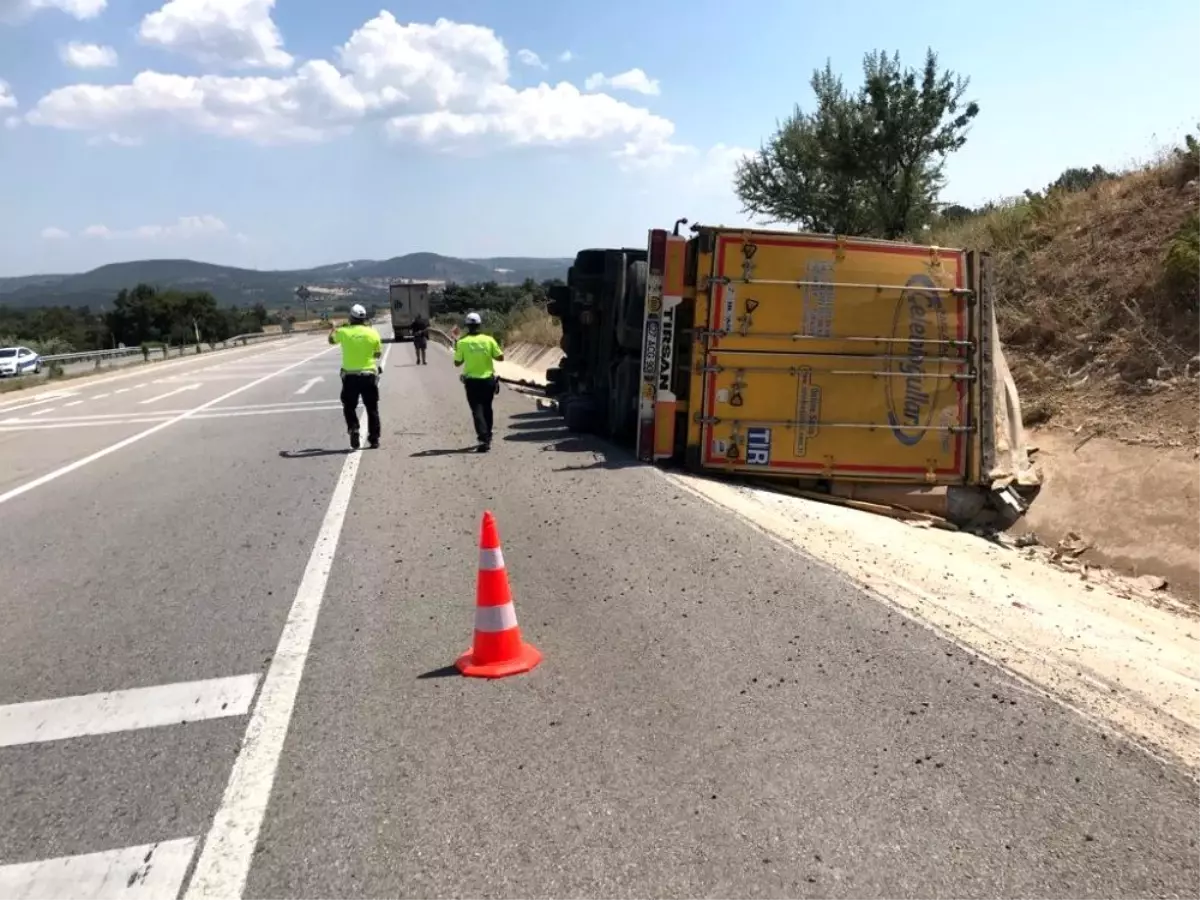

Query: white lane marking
left=294, top=376, right=324, bottom=395
left=0, top=345, right=335, bottom=507
left=138, top=384, right=201, bottom=405
left=29, top=408, right=56, bottom=417
left=0, top=392, right=79, bottom=414
left=0, top=837, right=198, bottom=900
left=184, top=344, right=390, bottom=900
left=92, top=393, right=110, bottom=400
left=63, top=400, right=84, bottom=408
left=0, top=405, right=343, bottom=432
left=6, top=399, right=339, bottom=422
left=0, top=674, right=260, bottom=748
left=0, top=339, right=316, bottom=411
left=114, top=388, right=131, bottom=394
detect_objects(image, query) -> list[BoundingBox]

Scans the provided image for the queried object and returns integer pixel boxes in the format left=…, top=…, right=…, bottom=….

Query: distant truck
left=389, top=282, right=431, bottom=342
left=546, top=223, right=1043, bottom=529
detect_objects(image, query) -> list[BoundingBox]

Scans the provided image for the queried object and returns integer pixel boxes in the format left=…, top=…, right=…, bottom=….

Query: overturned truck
left=545, top=223, right=1042, bottom=530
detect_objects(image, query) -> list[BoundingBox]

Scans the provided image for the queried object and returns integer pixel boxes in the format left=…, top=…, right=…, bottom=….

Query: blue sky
left=0, top=0, right=1196, bottom=276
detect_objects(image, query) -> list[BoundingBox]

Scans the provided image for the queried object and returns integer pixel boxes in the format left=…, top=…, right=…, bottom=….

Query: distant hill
left=0, top=253, right=573, bottom=309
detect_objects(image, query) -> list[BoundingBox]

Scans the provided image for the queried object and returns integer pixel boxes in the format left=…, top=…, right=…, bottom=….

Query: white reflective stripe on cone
left=474, top=602, right=519, bottom=633
left=479, top=547, right=505, bottom=571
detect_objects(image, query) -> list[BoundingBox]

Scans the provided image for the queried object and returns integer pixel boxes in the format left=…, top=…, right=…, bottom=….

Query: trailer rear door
left=697, top=231, right=977, bottom=483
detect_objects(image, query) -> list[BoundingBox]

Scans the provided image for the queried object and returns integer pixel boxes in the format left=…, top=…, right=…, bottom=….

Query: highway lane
left=0, top=334, right=352, bottom=883
left=246, top=344, right=1198, bottom=898
left=0, top=334, right=1196, bottom=898
left=0, top=337, right=331, bottom=495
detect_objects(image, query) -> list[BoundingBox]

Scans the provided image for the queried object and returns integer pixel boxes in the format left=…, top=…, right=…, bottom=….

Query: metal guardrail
left=39, top=332, right=291, bottom=367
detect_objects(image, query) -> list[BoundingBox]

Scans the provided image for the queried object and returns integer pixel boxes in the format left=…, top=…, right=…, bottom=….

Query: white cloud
left=515, top=49, right=546, bottom=70
left=80, top=214, right=228, bottom=239
left=387, top=81, right=678, bottom=159
left=0, top=0, right=105, bottom=23
left=60, top=40, right=118, bottom=68
left=584, top=68, right=660, bottom=96
left=40, top=226, right=70, bottom=239
left=26, top=11, right=684, bottom=163
left=4, top=115, right=20, bottom=128
left=0, top=79, right=15, bottom=108
left=693, top=142, right=754, bottom=186
left=558, top=50, right=573, bottom=63
left=138, top=0, right=292, bottom=70
left=87, top=131, right=143, bottom=146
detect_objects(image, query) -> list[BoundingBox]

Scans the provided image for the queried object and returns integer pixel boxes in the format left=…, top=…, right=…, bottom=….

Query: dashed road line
left=0, top=674, right=260, bottom=748
left=29, top=408, right=56, bottom=417
left=138, top=384, right=201, bottom=405
left=0, top=344, right=334, bottom=507
left=184, top=344, right=391, bottom=900
left=63, top=400, right=84, bottom=408
left=0, top=837, right=198, bottom=900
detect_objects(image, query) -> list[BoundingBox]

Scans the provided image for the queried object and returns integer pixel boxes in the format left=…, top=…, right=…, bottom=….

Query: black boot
left=349, top=432, right=361, bottom=450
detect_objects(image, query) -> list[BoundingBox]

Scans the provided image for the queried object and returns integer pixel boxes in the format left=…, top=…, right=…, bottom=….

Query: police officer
left=453, top=311, right=504, bottom=452
left=411, top=312, right=430, bottom=365
left=328, top=303, right=383, bottom=450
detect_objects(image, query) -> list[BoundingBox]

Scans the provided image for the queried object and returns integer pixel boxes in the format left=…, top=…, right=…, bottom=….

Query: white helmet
left=465, top=312, right=482, bottom=326
left=349, top=303, right=367, bottom=321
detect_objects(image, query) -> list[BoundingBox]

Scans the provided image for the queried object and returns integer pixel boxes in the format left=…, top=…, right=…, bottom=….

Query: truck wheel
left=564, top=397, right=597, bottom=433
left=618, top=261, right=648, bottom=351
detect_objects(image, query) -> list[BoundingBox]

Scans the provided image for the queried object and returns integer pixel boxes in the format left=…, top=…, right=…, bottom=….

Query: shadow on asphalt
left=278, top=448, right=354, bottom=459
left=416, top=664, right=461, bottom=680
left=409, top=446, right=479, bottom=457
left=501, top=410, right=640, bottom=472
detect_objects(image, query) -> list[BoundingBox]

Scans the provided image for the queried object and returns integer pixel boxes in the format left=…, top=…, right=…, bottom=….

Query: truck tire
left=617, top=260, right=648, bottom=351
left=564, top=397, right=597, bottom=433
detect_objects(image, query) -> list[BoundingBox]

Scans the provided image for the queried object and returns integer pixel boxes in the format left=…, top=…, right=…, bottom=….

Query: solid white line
left=0, top=338, right=315, bottom=412
left=184, top=345, right=390, bottom=900
left=5, top=399, right=340, bottom=423
left=0, top=405, right=343, bottom=432
left=138, top=384, right=200, bottom=405
left=295, top=376, right=323, bottom=395
left=0, top=837, right=198, bottom=900
left=0, top=392, right=79, bottom=414
left=0, top=674, right=260, bottom=748
left=0, top=344, right=335, bottom=507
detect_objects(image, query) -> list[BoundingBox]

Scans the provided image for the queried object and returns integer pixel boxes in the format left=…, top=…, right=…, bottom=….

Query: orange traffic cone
left=456, top=511, right=543, bottom=679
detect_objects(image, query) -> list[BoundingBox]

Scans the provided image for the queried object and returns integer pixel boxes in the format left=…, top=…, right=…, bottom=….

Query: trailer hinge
left=729, top=371, right=746, bottom=407
left=925, top=458, right=938, bottom=483
left=821, top=455, right=835, bottom=478
left=737, top=297, right=759, bottom=337
left=694, top=414, right=721, bottom=425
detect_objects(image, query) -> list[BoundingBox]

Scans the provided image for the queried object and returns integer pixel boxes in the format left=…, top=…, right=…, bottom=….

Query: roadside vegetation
left=431, top=278, right=562, bottom=346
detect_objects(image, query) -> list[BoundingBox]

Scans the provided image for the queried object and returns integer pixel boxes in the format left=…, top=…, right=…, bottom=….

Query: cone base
left=455, top=642, right=542, bottom=679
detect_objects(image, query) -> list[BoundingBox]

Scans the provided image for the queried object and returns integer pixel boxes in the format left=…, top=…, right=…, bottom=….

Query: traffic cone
left=456, top=511, right=543, bottom=679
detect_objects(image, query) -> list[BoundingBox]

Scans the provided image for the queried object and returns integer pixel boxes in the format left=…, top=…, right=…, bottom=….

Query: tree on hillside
left=735, top=49, right=979, bottom=240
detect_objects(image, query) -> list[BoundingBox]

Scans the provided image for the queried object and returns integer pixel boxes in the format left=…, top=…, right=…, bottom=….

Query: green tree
left=736, top=49, right=979, bottom=240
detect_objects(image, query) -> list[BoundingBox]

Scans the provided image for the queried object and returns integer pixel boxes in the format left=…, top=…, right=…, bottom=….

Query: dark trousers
left=341, top=372, right=380, bottom=440
left=463, top=377, right=496, bottom=444
left=413, top=337, right=427, bottom=364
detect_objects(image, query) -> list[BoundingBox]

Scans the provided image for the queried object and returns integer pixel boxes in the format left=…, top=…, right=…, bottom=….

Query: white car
left=0, top=346, right=42, bottom=377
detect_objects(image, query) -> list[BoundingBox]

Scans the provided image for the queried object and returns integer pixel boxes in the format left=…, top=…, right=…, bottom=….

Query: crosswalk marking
left=0, top=674, right=260, bottom=748
left=0, top=838, right=198, bottom=900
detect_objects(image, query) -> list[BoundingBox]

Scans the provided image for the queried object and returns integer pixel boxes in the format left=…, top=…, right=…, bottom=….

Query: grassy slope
left=932, top=151, right=1199, bottom=448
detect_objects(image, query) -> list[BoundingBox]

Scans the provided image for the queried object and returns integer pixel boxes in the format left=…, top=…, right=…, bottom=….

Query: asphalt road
left=0, top=329, right=1196, bottom=899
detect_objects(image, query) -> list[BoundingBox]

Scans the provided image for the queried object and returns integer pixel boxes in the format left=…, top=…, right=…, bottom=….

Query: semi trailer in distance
left=389, top=281, right=431, bottom=342
left=545, top=222, right=1043, bottom=529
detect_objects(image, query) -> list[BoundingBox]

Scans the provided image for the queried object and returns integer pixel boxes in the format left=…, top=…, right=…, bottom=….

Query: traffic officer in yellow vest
left=328, top=303, right=383, bottom=450
left=453, top=311, right=504, bottom=452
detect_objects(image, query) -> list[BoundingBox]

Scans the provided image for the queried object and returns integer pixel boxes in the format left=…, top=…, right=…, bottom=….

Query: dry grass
left=932, top=150, right=1200, bottom=448
left=505, top=305, right=562, bottom=347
